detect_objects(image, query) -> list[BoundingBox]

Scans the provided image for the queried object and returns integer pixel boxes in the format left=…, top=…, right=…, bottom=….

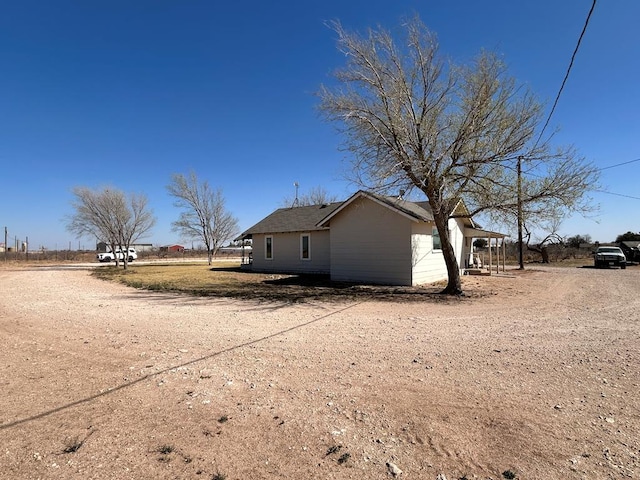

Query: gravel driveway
left=1, top=264, right=638, bottom=479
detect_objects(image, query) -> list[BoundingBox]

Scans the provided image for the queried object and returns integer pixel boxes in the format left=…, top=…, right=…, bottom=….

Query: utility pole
left=517, top=156, right=524, bottom=270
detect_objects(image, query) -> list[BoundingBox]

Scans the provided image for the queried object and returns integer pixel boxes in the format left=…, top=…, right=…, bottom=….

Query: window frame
left=432, top=225, right=442, bottom=251
left=265, top=235, right=273, bottom=260
left=300, top=233, right=311, bottom=261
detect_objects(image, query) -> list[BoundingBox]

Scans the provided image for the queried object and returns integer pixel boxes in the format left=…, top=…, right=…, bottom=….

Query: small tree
left=566, top=234, right=591, bottom=249
left=523, top=220, right=564, bottom=263
left=473, top=238, right=488, bottom=249
left=118, top=192, right=156, bottom=268
left=167, top=172, right=239, bottom=265
left=67, top=186, right=156, bottom=269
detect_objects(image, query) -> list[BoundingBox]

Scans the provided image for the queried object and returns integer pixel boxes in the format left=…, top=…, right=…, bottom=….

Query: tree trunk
left=527, top=244, right=550, bottom=263
left=541, top=247, right=549, bottom=263
left=434, top=212, right=463, bottom=295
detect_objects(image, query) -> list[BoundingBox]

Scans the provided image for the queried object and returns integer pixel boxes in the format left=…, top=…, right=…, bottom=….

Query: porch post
left=489, top=235, right=493, bottom=275
left=502, top=239, right=506, bottom=272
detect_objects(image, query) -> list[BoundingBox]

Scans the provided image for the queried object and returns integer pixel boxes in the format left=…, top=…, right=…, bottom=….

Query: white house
left=237, top=190, right=506, bottom=286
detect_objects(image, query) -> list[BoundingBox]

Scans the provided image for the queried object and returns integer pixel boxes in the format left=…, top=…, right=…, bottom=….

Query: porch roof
left=464, top=227, right=509, bottom=239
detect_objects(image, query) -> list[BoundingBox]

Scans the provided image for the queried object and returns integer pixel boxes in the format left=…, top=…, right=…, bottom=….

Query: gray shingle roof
left=238, top=202, right=343, bottom=239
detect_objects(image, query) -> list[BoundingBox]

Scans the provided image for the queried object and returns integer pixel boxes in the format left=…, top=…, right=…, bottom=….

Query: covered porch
left=463, top=227, right=509, bottom=276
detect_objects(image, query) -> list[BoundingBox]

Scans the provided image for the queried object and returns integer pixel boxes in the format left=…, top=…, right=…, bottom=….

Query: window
left=432, top=226, right=441, bottom=250
left=265, top=236, right=273, bottom=260
left=300, top=234, right=310, bottom=260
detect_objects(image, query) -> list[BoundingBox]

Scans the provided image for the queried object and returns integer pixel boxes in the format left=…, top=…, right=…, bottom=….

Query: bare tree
left=319, top=17, right=598, bottom=294
left=118, top=192, right=156, bottom=268
left=67, top=187, right=116, bottom=258
left=566, top=234, right=591, bottom=249
left=167, top=172, right=239, bottom=265
left=281, top=185, right=340, bottom=207
left=523, top=219, right=564, bottom=264
left=67, top=186, right=156, bottom=269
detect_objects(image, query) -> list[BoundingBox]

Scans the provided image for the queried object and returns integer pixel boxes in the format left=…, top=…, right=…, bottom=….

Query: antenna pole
left=293, top=182, right=299, bottom=207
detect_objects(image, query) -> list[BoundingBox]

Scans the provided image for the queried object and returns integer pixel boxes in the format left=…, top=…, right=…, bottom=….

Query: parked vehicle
left=97, top=248, right=138, bottom=263
left=593, top=246, right=626, bottom=269
left=619, top=241, right=640, bottom=264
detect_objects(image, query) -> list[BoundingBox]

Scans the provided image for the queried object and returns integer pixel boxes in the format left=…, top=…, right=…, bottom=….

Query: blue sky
left=1, top=0, right=638, bottom=250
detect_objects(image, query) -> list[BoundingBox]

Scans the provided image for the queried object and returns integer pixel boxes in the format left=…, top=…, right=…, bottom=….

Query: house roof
left=317, top=190, right=435, bottom=227
left=237, top=201, right=343, bottom=239
left=237, top=190, right=490, bottom=240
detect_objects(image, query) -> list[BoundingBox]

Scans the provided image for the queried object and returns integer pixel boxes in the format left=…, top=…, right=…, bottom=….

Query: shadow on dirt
left=92, top=264, right=490, bottom=304
left=0, top=302, right=360, bottom=431
left=207, top=271, right=469, bottom=304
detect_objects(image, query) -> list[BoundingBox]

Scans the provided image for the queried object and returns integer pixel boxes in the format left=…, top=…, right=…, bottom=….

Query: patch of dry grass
left=93, top=262, right=244, bottom=292
left=91, top=262, right=476, bottom=303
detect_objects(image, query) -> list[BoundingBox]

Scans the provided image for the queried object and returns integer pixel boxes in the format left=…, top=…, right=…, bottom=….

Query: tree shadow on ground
left=94, top=264, right=488, bottom=305
left=206, top=269, right=472, bottom=304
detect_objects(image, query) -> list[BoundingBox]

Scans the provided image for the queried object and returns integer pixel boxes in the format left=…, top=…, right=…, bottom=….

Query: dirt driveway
left=1, top=265, right=638, bottom=479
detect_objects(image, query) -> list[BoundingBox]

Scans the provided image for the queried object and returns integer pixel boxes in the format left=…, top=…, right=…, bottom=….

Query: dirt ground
left=1, top=264, right=638, bottom=480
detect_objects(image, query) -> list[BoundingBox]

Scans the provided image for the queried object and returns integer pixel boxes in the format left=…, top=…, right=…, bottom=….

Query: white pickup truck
left=593, top=246, right=626, bottom=269
left=97, top=248, right=138, bottom=263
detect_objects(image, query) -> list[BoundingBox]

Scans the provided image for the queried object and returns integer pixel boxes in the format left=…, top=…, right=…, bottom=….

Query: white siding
left=329, top=197, right=413, bottom=285
left=448, top=217, right=466, bottom=271
left=250, top=231, right=330, bottom=274
left=411, top=217, right=466, bottom=285
left=411, top=222, right=447, bottom=285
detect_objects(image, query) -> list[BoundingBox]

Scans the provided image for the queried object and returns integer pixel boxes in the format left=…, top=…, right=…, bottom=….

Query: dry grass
left=93, top=262, right=244, bottom=291
left=91, top=262, right=475, bottom=303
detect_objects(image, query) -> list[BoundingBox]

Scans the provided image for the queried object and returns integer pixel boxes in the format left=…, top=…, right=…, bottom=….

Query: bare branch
left=318, top=16, right=599, bottom=293
left=167, top=172, right=239, bottom=265
left=281, top=185, right=340, bottom=208
left=66, top=186, right=155, bottom=269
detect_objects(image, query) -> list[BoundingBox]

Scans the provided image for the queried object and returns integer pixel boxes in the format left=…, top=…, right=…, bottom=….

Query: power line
left=599, top=157, right=640, bottom=171
left=506, top=155, right=640, bottom=177
left=534, top=0, right=597, bottom=149
left=594, top=190, right=640, bottom=201
left=592, top=157, right=640, bottom=201
left=501, top=157, right=640, bottom=201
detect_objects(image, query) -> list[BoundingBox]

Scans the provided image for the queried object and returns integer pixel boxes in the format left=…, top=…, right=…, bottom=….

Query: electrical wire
left=533, top=0, right=597, bottom=149
left=520, top=2, right=639, bottom=202
left=599, top=157, right=640, bottom=171
left=502, top=155, right=640, bottom=201
left=594, top=190, right=640, bottom=201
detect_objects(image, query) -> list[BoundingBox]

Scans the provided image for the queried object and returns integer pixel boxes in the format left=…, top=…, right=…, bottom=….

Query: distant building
left=160, top=244, right=185, bottom=253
